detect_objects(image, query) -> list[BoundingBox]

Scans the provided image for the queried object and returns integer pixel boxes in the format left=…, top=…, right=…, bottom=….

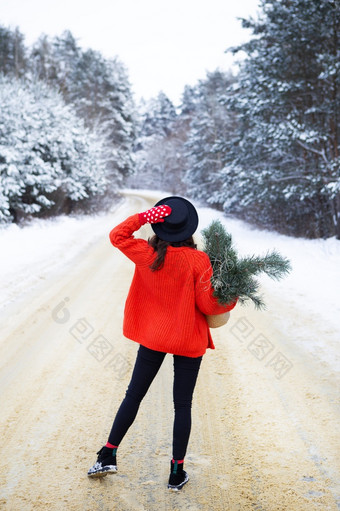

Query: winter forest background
left=0, top=0, right=339, bottom=239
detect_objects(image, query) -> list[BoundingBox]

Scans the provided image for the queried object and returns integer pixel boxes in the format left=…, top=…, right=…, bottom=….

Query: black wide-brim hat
left=151, top=196, right=199, bottom=242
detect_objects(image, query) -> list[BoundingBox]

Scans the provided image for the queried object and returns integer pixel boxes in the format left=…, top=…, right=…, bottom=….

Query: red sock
left=105, top=442, right=118, bottom=449
left=172, top=458, right=184, bottom=464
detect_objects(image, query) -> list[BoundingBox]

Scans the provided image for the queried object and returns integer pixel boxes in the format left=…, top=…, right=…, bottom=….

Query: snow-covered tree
left=140, top=91, right=177, bottom=137
left=0, top=76, right=107, bottom=223
left=214, top=0, right=340, bottom=238
left=180, top=85, right=199, bottom=118
left=29, top=31, right=137, bottom=182
left=131, top=92, right=186, bottom=192
left=184, top=70, right=237, bottom=204
left=0, top=25, right=27, bottom=78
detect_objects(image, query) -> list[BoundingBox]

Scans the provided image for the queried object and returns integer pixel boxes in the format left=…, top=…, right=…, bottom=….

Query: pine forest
left=0, top=0, right=339, bottom=239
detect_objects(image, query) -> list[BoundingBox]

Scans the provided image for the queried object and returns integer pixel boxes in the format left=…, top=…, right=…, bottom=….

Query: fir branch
left=202, top=220, right=291, bottom=309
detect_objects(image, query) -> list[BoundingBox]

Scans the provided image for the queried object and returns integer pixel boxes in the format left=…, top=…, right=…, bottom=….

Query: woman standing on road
left=87, top=196, right=237, bottom=491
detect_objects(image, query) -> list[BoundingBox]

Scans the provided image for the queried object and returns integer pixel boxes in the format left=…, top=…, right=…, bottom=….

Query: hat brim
left=151, top=196, right=199, bottom=242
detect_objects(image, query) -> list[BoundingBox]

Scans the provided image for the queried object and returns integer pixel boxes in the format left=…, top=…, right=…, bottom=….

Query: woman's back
left=110, top=214, right=235, bottom=357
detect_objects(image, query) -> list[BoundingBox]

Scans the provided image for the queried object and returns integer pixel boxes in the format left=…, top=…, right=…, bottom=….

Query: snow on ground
left=1, top=188, right=339, bottom=360
left=0, top=198, right=127, bottom=314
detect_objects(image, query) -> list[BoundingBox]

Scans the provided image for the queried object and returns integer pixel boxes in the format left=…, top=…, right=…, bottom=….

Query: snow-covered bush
left=0, top=76, right=107, bottom=223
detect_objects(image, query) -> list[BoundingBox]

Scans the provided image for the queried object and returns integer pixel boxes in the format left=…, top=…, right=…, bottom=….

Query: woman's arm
left=109, top=205, right=171, bottom=265
left=109, top=214, right=152, bottom=265
left=109, top=214, right=141, bottom=248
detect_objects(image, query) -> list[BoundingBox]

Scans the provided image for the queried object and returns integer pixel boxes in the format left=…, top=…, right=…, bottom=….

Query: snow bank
left=0, top=200, right=127, bottom=313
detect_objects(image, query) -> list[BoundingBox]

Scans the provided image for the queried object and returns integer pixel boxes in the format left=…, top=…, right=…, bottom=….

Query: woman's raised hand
left=138, top=205, right=172, bottom=225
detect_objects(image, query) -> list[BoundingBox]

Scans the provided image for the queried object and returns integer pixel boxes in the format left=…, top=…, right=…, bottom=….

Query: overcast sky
left=1, top=0, right=260, bottom=105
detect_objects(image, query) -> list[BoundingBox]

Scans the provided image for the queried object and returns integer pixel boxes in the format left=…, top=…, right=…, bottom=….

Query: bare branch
left=296, top=140, right=329, bottom=165
left=270, top=175, right=311, bottom=183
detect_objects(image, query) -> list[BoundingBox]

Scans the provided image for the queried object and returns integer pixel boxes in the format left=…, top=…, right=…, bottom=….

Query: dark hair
left=148, top=235, right=197, bottom=271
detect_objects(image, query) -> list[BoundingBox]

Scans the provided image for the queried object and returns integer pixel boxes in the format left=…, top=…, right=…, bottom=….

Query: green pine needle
left=202, top=220, right=291, bottom=309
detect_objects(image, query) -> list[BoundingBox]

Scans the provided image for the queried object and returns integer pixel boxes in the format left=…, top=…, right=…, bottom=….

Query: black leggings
left=108, top=345, right=202, bottom=460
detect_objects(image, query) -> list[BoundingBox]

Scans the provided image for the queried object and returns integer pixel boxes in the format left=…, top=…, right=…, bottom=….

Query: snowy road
left=0, top=191, right=339, bottom=510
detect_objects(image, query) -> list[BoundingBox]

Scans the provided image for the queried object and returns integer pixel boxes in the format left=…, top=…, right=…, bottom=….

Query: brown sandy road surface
left=0, top=191, right=339, bottom=510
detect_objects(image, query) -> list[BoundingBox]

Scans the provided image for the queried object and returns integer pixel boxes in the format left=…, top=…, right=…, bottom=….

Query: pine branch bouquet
left=202, top=220, right=291, bottom=313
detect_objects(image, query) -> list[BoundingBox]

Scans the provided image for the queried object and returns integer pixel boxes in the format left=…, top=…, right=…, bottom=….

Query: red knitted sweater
left=109, top=214, right=237, bottom=357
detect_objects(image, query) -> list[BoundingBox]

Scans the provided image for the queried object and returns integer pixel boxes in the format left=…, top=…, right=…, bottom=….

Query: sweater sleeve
left=109, top=213, right=154, bottom=265
left=194, top=251, right=238, bottom=315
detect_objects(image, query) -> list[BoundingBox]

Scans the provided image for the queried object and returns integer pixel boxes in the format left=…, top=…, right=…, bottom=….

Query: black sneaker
left=167, top=461, right=189, bottom=491
left=87, top=446, right=117, bottom=477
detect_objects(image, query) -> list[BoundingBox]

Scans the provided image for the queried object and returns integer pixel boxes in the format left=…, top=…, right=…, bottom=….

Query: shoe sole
left=167, top=474, right=189, bottom=491
left=87, top=466, right=117, bottom=478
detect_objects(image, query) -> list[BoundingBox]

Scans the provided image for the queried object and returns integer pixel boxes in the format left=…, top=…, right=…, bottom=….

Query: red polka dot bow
left=138, top=205, right=172, bottom=225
